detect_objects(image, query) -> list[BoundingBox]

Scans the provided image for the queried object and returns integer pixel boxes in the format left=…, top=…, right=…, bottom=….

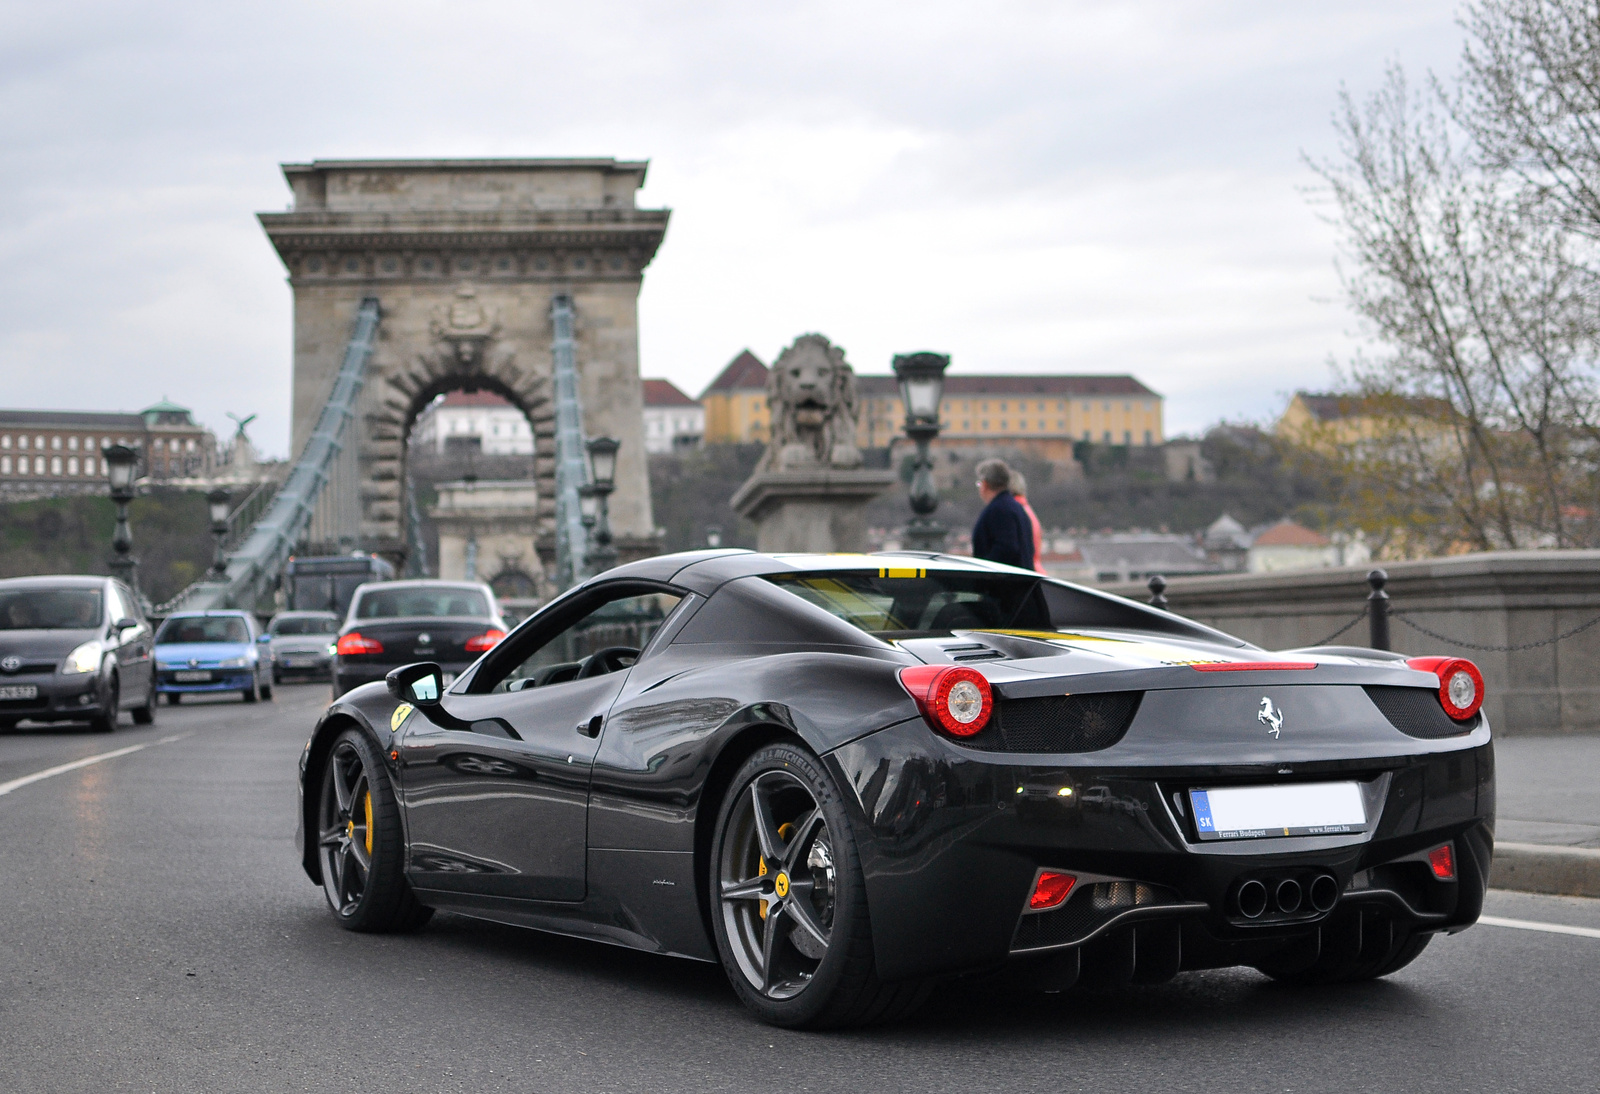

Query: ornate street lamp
left=207, top=487, right=231, bottom=578
left=102, top=443, right=141, bottom=594
left=892, top=352, right=951, bottom=551
left=585, top=437, right=620, bottom=573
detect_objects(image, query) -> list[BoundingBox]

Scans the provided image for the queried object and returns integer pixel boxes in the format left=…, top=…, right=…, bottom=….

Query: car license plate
left=1189, top=782, right=1366, bottom=840
left=0, top=685, right=38, bottom=700
left=173, top=670, right=212, bottom=682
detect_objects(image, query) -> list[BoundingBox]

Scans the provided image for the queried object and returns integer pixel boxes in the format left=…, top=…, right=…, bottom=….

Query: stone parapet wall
left=1099, top=550, right=1600, bottom=736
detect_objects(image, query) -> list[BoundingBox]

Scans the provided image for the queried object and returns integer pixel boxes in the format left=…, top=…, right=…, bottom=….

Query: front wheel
left=131, top=670, right=156, bottom=725
left=317, top=728, right=432, bottom=932
left=709, top=743, right=928, bottom=1028
left=241, top=681, right=258, bottom=703
left=166, top=693, right=181, bottom=706
left=88, top=675, right=118, bottom=733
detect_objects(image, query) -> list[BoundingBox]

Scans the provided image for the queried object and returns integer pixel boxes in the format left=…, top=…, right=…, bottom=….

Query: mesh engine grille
left=963, top=691, right=1141, bottom=753
left=1364, top=685, right=1479, bottom=739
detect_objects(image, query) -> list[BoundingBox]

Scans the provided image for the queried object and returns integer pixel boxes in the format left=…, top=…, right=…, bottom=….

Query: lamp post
left=585, top=437, right=620, bottom=573
left=206, top=488, right=231, bottom=579
left=893, top=352, right=950, bottom=552
left=102, top=444, right=141, bottom=595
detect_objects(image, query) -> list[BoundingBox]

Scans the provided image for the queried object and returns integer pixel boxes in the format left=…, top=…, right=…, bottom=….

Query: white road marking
left=0, top=732, right=192, bottom=799
left=1479, top=915, right=1600, bottom=940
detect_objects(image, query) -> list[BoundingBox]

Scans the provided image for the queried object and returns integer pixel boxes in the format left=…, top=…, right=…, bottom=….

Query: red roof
left=1252, top=520, right=1330, bottom=547
left=642, top=379, right=699, bottom=407
left=438, top=390, right=513, bottom=408
left=855, top=374, right=1159, bottom=397
left=702, top=351, right=769, bottom=395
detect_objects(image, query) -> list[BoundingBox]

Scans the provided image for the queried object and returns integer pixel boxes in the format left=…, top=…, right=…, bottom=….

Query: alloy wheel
left=718, top=770, right=838, bottom=1000
left=318, top=740, right=374, bottom=916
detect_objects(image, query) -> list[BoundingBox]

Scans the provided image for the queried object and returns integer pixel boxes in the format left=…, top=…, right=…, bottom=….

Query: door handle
left=577, top=715, right=602, bottom=738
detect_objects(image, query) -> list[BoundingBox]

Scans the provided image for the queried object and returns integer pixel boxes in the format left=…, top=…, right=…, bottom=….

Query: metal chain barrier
left=1392, top=610, right=1600, bottom=652
left=1306, top=608, right=1369, bottom=648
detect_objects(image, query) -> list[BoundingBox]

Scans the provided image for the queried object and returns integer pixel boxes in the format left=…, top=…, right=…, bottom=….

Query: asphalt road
left=2, top=687, right=1598, bottom=1094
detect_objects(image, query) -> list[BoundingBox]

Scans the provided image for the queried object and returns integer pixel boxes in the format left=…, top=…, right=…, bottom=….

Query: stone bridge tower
left=259, top=158, right=668, bottom=569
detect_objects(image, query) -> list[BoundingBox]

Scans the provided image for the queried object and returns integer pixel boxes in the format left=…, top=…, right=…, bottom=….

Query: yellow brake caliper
left=363, top=791, right=373, bottom=855
left=758, top=822, right=795, bottom=920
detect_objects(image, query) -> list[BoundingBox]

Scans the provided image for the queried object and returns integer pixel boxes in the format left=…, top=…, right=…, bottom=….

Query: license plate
left=173, top=670, right=212, bottom=682
left=0, top=685, right=38, bottom=700
left=1189, top=782, right=1366, bottom=840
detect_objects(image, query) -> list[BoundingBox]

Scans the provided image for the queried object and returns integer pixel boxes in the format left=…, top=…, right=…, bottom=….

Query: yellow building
left=699, top=351, right=1166, bottom=456
left=1275, top=391, right=1450, bottom=452
left=699, top=350, right=772, bottom=444
left=855, top=374, right=1163, bottom=458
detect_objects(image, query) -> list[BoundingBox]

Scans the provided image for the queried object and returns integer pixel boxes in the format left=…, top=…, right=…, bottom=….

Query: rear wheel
left=317, top=728, right=432, bottom=932
left=709, top=743, right=929, bottom=1028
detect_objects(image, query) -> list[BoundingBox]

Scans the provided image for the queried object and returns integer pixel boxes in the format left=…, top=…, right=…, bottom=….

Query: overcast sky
left=0, top=0, right=1463, bottom=456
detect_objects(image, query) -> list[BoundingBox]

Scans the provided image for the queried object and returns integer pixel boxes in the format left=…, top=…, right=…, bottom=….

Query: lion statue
left=762, top=333, right=863, bottom=471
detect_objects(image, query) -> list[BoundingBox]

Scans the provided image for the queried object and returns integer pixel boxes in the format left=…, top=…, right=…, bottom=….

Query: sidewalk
left=1490, top=735, right=1600, bottom=897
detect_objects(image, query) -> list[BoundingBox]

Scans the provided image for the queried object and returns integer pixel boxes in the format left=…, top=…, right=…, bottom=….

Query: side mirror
left=386, top=662, right=444, bottom=706
left=115, top=617, right=138, bottom=633
left=256, top=633, right=272, bottom=644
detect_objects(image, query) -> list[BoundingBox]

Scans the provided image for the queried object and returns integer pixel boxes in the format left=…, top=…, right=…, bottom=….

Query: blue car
left=154, top=611, right=273, bottom=704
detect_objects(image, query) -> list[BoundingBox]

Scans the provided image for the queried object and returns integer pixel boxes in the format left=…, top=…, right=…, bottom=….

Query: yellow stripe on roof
left=878, top=567, right=926, bottom=579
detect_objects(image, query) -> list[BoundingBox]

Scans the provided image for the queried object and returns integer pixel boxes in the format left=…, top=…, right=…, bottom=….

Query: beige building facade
left=258, top=158, right=668, bottom=564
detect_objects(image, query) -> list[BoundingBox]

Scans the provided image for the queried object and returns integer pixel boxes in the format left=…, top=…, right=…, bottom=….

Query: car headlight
left=218, top=656, right=249, bottom=668
left=63, top=640, right=104, bottom=675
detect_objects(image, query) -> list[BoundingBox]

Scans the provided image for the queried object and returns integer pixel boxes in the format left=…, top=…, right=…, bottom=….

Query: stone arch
left=360, top=343, right=558, bottom=568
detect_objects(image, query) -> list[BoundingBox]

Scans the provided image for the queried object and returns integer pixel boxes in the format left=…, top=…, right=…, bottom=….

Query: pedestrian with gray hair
left=970, top=458, right=1034, bottom=569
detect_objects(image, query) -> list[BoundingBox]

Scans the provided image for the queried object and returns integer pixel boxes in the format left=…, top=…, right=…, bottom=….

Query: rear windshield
left=271, top=616, right=339, bottom=636
left=354, top=587, right=490, bottom=620
left=0, top=588, right=103, bottom=630
left=761, top=568, right=1227, bottom=642
left=765, top=570, right=1049, bottom=635
left=157, top=616, right=249, bottom=644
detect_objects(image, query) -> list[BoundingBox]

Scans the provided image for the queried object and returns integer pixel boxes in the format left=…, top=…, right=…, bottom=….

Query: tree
left=1308, top=17, right=1600, bottom=555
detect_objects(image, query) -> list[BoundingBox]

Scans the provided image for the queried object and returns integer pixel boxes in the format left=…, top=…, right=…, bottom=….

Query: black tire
left=88, top=674, right=118, bottom=734
left=1260, top=911, right=1431, bottom=985
left=316, top=728, right=432, bottom=933
left=708, top=742, right=929, bottom=1029
left=242, top=681, right=258, bottom=703
left=166, top=693, right=182, bottom=706
left=260, top=680, right=273, bottom=701
left=131, top=671, right=156, bottom=726
left=273, top=669, right=282, bottom=685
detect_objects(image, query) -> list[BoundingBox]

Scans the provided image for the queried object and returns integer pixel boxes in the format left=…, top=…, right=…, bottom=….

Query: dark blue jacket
left=971, top=491, right=1035, bottom=569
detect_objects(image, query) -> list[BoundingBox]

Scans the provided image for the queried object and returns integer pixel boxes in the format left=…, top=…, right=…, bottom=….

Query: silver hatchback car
left=266, top=611, right=341, bottom=683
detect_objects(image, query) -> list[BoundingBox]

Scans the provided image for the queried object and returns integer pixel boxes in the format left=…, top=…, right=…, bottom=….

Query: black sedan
left=330, top=580, right=505, bottom=699
left=296, top=550, right=1493, bottom=1028
left=0, top=574, right=157, bottom=732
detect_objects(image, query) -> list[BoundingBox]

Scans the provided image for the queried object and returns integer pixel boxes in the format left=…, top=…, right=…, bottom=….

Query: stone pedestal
left=731, top=470, right=896, bottom=554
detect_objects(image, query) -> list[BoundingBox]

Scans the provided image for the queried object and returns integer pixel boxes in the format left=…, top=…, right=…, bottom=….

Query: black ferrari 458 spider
left=296, top=549, right=1493, bottom=1028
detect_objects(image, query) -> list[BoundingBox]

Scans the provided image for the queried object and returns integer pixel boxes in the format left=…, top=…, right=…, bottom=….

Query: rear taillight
left=1029, top=871, right=1077, bottom=910
left=898, top=665, right=993, bottom=737
left=465, top=629, right=506, bottom=653
left=1428, top=844, right=1455, bottom=880
left=336, top=632, right=383, bottom=656
left=1405, top=656, right=1484, bottom=720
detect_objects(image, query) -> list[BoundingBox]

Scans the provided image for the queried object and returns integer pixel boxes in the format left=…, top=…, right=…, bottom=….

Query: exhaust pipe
left=1309, top=873, right=1340, bottom=913
left=1235, top=879, right=1268, bottom=919
left=1275, top=878, right=1303, bottom=914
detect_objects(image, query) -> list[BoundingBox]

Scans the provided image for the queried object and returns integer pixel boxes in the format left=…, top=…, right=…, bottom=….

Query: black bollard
left=1367, top=569, right=1390, bottom=651
left=1148, top=574, right=1169, bottom=611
